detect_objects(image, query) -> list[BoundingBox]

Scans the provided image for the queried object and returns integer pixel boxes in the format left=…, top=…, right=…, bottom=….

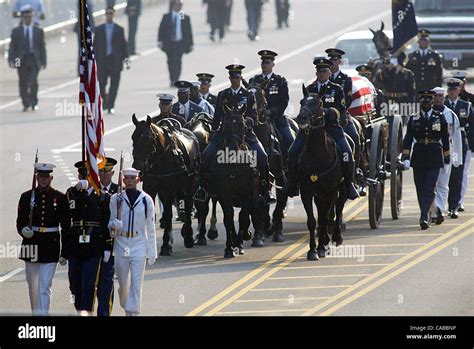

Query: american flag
left=78, top=0, right=105, bottom=193
left=347, top=76, right=376, bottom=117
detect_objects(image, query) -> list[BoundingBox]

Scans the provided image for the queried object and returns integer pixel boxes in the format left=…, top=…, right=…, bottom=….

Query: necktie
left=172, top=14, right=177, bottom=41
left=25, top=27, right=30, bottom=53
left=103, top=186, right=108, bottom=192
left=264, top=75, right=269, bottom=82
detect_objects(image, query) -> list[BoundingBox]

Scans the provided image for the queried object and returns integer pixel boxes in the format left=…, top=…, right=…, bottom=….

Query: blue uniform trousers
left=68, top=256, right=102, bottom=312
left=413, top=167, right=441, bottom=221
left=96, top=255, right=114, bottom=316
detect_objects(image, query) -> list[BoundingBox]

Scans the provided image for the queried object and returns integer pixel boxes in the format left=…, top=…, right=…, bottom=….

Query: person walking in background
left=8, top=5, right=46, bottom=112
left=204, top=0, right=226, bottom=42
left=158, top=0, right=194, bottom=87
left=126, top=0, right=141, bottom=55
left=275, top=0, right=289, bottom=29
left=94, top=6, right=129, bottom=115
left=245, top=0, right=264, bottom=41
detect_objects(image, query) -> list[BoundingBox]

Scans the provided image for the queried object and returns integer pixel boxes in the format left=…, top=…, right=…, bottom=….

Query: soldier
left=407, top=30, right=443, bottom=91
left=63, top=161, right=112, bottom=315
left=190, top=81, right=215, bottom=116
left=285, top=58, right=359, bottom=200
left=171, top=81, right=203, bottom=122
left=197, top=73, right=218, bottom=108
left=195, top=64, right=275, bottom=204
left=151, top=93, right=186, bottom=126
left=96, top=157, right=119, bottom=316
left=445, top=78, right=474, bottom=218
left=245, top=0, right=263, bottom=41
left=451, top=71, right=474, bottom=105
left=430, top=87, right=462, bottom=225
left=402, top=91, right=450, bottom=230
left=108, top=167, right=157, bottom=316
left=249, top=50, right=293, bottom=150
left=16, top=163, right=70, bottom=315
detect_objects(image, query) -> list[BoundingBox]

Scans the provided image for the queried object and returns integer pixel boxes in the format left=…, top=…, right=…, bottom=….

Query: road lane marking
left=285, top=263, right=390, bottom=270
left=217, top=309, right=311, bottom=315
left=361, top=243, right=425, bottom=247
left=235, top=297, right=330, bottom=303
left=320, top=226, right=474, bottom=316
left=251, top=285, right=351, bottom=292
left=268, top=274, right=370, bottom=280
left=301, top=217, right=474, bottom=316
left=0, top=268, right=25, bottom=283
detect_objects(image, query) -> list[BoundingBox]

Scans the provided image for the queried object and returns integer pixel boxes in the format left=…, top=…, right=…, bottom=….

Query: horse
left=368, top=21, right=392, bottom=78
left=207, top=104, right=261, bottom=258
left=245, top=79, right=291, bottom=246
left=297, top=87, right=347, bottom=260
left=184, top=112, right=219, bottom=245
left=131, top=114, right=200, bottom=256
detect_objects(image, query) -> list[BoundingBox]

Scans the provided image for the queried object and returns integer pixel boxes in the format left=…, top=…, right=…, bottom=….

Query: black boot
left=343, top=160, right=359, bottom=200
left=260, top=167, right=277, bottom=205
left=282, top=166, right=299, bottom=198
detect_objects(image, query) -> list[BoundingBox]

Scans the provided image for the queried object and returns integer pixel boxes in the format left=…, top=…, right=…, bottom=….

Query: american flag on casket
left=347, top=76, right=377, bottom=118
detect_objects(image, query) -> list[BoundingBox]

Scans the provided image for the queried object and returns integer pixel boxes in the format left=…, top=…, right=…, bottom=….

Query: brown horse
left=297, top=88, right=347, bottom=260
left=131, top=114, right=200, bottom=256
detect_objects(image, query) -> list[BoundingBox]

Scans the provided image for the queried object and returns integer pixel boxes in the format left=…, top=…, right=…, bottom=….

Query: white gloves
left=110, top=219, right=123, bottom=230
left=147, top=257, right=156, bottom=266
left=103, top=251, right=111, bottom=263
left=21, top=226, right=34, bottom=239
left=403, top=160, right=411, bottom=170
left=75, top=179, right=88, bottom=190
left=59, top=257, right=67, bottom=266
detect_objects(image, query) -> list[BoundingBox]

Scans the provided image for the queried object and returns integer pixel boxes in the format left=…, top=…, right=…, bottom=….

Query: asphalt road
left=0, top=0, right=473, bottom=316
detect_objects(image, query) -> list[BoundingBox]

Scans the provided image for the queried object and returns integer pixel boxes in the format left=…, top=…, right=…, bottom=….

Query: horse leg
left=181, top=187, right=195, bottom=249
left=194, top=199, right=209, bottom=246
left=237, top=201, right=252, bottom=255
left=270, top=173, right=287, bottom=243
left=207, top=197, right=219, bottom=240
left=160, top=195, right=174, bottom=256
left=333, top=184, right=347, bottom=246
left=301, top=190, right=318, bottom=261
left=222, top=203, right=236, bottom=258
left=314, top=195, right=334, bottom=258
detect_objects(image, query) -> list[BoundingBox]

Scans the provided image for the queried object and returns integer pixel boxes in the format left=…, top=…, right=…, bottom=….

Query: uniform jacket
left=94, top=22, right=129, bottom=72
left=434, top=105, right=463, bottom=167
left=407, top=49, right=443, bottom=91
left=212, top=86, right=257, bottom=131
left=8, top=24, right=47, bottom=68
left=402, top=109, right=450, bottom=169
left=108, top=190, right=157, bottom=259
left=172, top=100, right=203, bottom=122
left=306, top=80, right=347, bottom=127
left=201, top=93, right=218, bottom=108
left=330, top=70, right=353, bottom=108
left=16, top=187, right=70, bottom=263
left=192, top=96, right=215, bottom=116
left=445, top=97, right=474, bottom=151
left=374, top=65, right=416, bottom=103
left=249, top=72, right=289, bottom=118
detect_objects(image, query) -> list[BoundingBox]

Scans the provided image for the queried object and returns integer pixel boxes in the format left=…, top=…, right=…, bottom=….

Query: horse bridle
left=300, top=99, right=325, bottom=133
left=136, top=125, right=173, bottom=176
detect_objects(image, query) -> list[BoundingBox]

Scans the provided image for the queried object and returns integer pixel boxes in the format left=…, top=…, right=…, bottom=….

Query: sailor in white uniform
left=190, top=80, right=215, bottom=116
left=108, top=167, right=157, bottom=316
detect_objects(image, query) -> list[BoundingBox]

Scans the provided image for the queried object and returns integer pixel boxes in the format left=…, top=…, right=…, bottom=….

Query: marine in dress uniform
left=197, top=73, right=218, bottom=107
left=16, top=163, right=70, bottom=315
left=285, top=58, right=359, bottom=200
left=108, top=168, right=157, bottom=316
left=63, top=161, right=112, bottom=314
left=445, top=78, right=474, bottom=218
left=402, top=91, right=450, bottom=229
left=96, top=157, right=119, bottom=316
left=374, top=56, right=416, bottom=105
left=195, top=64, right=275, bottom=204
left=190, top=81, right=215, bottom=116
left=429, top=87, right=462, bottom=225
left=406, top=30, right=443, bottom=91
left=171, top=81, right=204, bottom=122
left=151, top=93, right=186, bottom=126
left=451, top=71, right=474, bottom=105
left=249, top=50, right=293, bottom=150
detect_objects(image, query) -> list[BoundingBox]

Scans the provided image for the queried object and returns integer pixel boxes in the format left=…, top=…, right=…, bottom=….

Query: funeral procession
left=0, top=0, right=473, bottom=345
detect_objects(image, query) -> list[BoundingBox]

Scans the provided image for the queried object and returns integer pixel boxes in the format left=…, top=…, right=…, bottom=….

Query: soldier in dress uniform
left=195, top=64, right=275, bottom=204
left=108, top=167, right=157, bottom=316
left=151, top=93, right=186, bottom=126
left=402, top=91, right=450, bottom=229
left=429, top=87, right=462, bottom=225
left=171, top=81, right=203, bottom=122
left=406, top=30, right=443, bottom=91
left=16, top=163, right=70, bottom=315
left=374, top=56, right=416, bottom=105
left=284, top=58, right=359, bottom=200
left=249, top=50, right=293, bottom=151
left=451, top=71, right=474, bottom=105
left=197, top=73, right=218, bottom=108
left=63, top=161, right=112, bottom=315
left=96, top=157, right=118, bottom=316
left=190, top=81, right=215, bottom=116
left=445, top=78, right=474, bottom=218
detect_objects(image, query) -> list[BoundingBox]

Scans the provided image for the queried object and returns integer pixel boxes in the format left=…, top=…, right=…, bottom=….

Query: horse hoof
left=184, top=235, right=194, bottom=248
left=307, top=250, right=319, bottom=261
left=160, top=245, right=172, bottom=256
left=317, top=246, right=328, bottom=258
left=241, top=230, right=252, bottom=241
left=195, top=237, right=207, bottom=246
left=272, top=232, right=284, bottom=243
left=251, top=238, right=264, bottom=248
left=224, top=249, right=236, bottom=258
left=207, top=229, right=218, bottom=240
left=332, top=235, right=343, bottom=246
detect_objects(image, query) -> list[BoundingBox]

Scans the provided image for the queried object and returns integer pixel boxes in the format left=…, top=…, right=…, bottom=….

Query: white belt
left=31, top=226, right=60, bottom=233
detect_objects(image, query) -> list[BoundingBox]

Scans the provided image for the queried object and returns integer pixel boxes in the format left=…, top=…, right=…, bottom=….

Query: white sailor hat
left=450, top=71, right=468, bottom=81
left=20, top=4, right=33, bottom=14
left=431, top=87, right=446, bottom=95
left=189, top=80, right=201, bottom=89
left=35, top=163, right=56, bottom=174
left=122, top=167, right=140, bottom=177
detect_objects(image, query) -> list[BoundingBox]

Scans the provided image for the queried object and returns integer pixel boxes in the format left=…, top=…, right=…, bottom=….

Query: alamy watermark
left=216, top=148, right=257, bottom=168
left=0, top=242, right=38, bottom=262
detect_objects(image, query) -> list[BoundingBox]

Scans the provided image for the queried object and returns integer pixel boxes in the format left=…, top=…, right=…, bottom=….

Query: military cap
left=450, top=71, right=468, bottom=81
left=196, top=73, right=214, bottom=84
left=35, top=163, right=56, bottom=174
left=189, top=80, right=201, bottom=89
left=431, top=87, right=446, bottom=95
left=313, top=57, right=333, bottom=72
left=418, top=29, right=431, bottom=39
left=157, top=93, right=174, bottom=103
left=445, top=78, right=462, bottom=89
left=225, top=64, right=245, bottom=77
left=258, top=50, right=278, bottom=61
left=325, top=48, right=345, bottom=59
left=174, top=80, right=193, bottom=93
left=122, top=167, right=140, bottom=177
left=101, top=157, right=117, bottom=171
left=417, top=90, right=436, bottom=101
left=356, top=64, right=373, bottom=74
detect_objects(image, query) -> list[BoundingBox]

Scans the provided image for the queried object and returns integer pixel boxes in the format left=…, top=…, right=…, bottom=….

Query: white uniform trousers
left=24, top=261, right=57, bottom=315
left=433, top=164, right=452, bottom=214
left=114, top=256, right=146, bottom=316
left=460, top=150, right=471, bottom=206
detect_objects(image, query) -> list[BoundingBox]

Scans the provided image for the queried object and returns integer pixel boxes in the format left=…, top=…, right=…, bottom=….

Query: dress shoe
left=458, top=205, right=465, bottom=212
left=420, top=220, right=430, bottom=230
left=449, top=210, right=459, bottom=219
left=435, top=207, right=444, bottom=225
left=32, top=105, right=38, bottom=111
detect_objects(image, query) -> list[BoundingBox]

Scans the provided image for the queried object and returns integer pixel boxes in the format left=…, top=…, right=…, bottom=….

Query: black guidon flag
left=391, top=0, right=419, bottom=57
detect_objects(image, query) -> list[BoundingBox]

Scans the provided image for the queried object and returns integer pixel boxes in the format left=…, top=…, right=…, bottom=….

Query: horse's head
left=244, top=78, right=269, bottom=125
left=296, top=84, right=325, bottom=131
left=131, top=113, right=162, bottom=173
left=369, top=21, right=392, bottom=58
left=222, top=104, right=247, bottom=149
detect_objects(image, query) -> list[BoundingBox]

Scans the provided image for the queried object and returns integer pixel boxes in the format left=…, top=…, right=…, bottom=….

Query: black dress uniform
left=374, top=62, right=416, bottom=104
left=63, top=162, right=112, bottom=313
left=402, top=91, right=450, bottom=229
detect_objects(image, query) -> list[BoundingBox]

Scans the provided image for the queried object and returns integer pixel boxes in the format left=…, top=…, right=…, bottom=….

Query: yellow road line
left=235, top=297, right=330, bottom=303
left=345, top=233, right=443, bottom=239
left=320, top=226, right=474, bottom=316
left=250, top=285, right=351, bottom=292
left=216, top=308, right=311, bottom=315
left=362, top=243, right=425, bottom=247
left=301, top=217, right=474, bottom=316
left=267, top=274, right=370, bottom=280
left=285, top=263, right=390, bottom=270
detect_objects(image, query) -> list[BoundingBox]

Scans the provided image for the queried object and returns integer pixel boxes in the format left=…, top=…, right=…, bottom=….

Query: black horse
left=131, top=114, right=200, bottom=256
left=184, top=112, right=219, bottom=245
left=368, top=21, right=392, bottom=77
left=297, top=88, right=347, bottom=260
left=245, top=80, right=291, bottom=246
left=208, top=105, right=260, bottom=258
